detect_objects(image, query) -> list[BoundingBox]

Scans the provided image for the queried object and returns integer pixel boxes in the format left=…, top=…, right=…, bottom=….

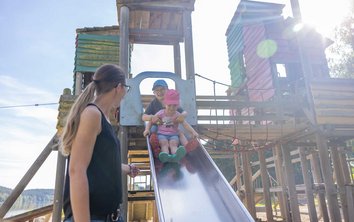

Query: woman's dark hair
left=60, top=64, right=126, bottom=155
left=92, top=64, right=126, bottom=95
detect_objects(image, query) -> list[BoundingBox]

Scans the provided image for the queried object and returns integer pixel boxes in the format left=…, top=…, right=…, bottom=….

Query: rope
left=0, top=102, right=58, bottom=109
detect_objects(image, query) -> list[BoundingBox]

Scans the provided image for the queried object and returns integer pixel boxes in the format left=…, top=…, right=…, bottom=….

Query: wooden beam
left=310, top=152, right=330, bottom=222
left=241, top=152, right=257, bottom=219
left=0, top=136, right=56, bottom=219
left=173, top=43, right=182, bottom=77
left=338, top=147, right=354, bottom=222
left=273, top=145, right=288, bottom=220
left=330, top=147, right=349, bottom=222
left=3, top=205, right=53, bottom=222
left=119, top=6, right=130, bottom=221
left=183, top=10, right=195, bottom=79
left=282, top=145, right=301, bottom=222
left=258, top=149, right=274, bottom=222
left=316, top=133, right=342, bottom=221
left=299, top=147, right=318, bottom=222
left=52, top=152, right=66, bottom=222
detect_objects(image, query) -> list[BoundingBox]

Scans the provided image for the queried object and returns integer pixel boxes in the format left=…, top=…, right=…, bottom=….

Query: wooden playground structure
left=1, top=0, right=354, bottom=221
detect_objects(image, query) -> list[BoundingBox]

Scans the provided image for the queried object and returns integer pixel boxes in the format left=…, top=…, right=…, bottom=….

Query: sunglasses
left=115, top=83, right=131, bottom=92
left=121, top=83, right=131, bottom=93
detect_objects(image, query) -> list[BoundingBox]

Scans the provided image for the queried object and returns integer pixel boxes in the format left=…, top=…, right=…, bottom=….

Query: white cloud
left=0, top=75, right=58, bottom=189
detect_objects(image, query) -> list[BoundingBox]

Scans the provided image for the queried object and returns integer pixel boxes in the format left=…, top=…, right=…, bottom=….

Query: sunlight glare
left=300, top=0, right=351, bottom=37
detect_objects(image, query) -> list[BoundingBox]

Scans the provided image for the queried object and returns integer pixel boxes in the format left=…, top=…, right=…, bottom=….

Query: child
left=142, top=79, right=188, bottom=146
left=144, top=89, right=198, bottom=162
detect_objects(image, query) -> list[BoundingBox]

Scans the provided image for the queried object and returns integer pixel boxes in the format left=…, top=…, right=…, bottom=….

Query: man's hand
left=151, top=116, right=162, bottom=125
left=143, top=129, right=150, bottom=137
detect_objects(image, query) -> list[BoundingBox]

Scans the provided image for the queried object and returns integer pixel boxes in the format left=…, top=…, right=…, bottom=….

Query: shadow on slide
left=146, top=137, right=255, bottom=222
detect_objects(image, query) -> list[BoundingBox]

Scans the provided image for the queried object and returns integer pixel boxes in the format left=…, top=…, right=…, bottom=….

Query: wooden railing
left=2, top=205, right=53, bottom=222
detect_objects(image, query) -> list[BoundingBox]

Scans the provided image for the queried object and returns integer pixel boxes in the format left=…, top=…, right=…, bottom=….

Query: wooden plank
left=316, top=116, right=354, bottom=125
left=273, top=145, right=289, bottom=220
left=282, top=145, right=301, bottom=222
left=3, top=205, right=53, bottom=222
left=258, top=149, right=274, bottom=222
left=330, top=147, right=350, bottom=222
left=310, top=152, right=330, bottom=222
left=0, top=136, right=56, bottom=218
left=317, top=110, right=354, bottom=117
left=117, top=2, right=195, bottom=11
left=129, top=28, right=183, bottom=38
left=299, top=147, right=318, bottom=222
left=241, top=152, right=257, bottom=219
left=197, top=114, right=285, bottom=122
left=312, top=92, right=354, bottom=101
left=316, top=134, right=342, bottom=221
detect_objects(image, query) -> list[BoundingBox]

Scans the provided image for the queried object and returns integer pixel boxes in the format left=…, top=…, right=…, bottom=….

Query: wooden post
left=331, top=146, right=349, bottom=222
left=310, top=152, right=330, bottom=222
left=183, top=11, right=195, bottom=80
left=119, top=5, right=130, bottom=221
left=338, top=147, right=354, bottom=222
left=241, top=151, right=257, bottom=219
left=339, top=147, right=352, bottom=184
left=119, top=6, right=130, bottom=77
left=282, top=145, right=301, bottom=222
left=234, top=150, right=244, bottom=201
left=299, top=147, right=317, bottom=222
left=52, top=151, right=66, bottom=222
left=258, top=149, right=273, bottom=222
left=74, top=72, right=83, bottom=95
left=316, top=134, right=342, bottom=221
left=273, top=145, right=290, bottom=221
left=173, top=43, right=182, bottom=77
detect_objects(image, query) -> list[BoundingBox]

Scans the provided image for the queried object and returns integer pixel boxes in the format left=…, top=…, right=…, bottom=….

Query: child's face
left=153, top=87, right=167, bottom=101
left=165, top=104, right=178, bottom=114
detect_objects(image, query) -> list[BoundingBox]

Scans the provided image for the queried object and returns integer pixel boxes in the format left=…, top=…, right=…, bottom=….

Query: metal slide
left=147, top=139, right=254, bottom=222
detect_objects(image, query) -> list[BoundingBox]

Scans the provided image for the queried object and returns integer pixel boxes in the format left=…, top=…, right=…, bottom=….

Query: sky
left=0, top=0, right=352, bottom=189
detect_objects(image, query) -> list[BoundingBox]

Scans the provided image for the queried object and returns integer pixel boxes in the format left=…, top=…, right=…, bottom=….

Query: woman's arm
left=69, top=106, right=101, bottom=222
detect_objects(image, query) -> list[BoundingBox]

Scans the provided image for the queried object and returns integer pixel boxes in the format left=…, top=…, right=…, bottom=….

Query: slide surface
left=147, top=140, right=254, bottom=222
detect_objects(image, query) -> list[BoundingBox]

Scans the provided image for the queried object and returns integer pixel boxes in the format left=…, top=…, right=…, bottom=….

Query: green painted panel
left=74, top=33, right=122, bottom=73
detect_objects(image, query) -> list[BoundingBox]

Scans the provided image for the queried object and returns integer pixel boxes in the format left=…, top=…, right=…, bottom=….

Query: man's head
left=152, top=79, right=168, bottom=101
left=152, top=79, right=168, bottom=91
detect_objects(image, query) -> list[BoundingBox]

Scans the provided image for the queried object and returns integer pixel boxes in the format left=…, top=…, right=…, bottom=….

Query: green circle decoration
left=256, top=39, right=277, bottom=58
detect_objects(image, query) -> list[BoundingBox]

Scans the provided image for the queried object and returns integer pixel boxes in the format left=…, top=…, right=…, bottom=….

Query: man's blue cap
left=152, top=79, right=168, bottom=90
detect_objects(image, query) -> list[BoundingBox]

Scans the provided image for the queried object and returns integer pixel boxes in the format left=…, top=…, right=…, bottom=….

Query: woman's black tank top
left=63, top=103, right=122, bottom=219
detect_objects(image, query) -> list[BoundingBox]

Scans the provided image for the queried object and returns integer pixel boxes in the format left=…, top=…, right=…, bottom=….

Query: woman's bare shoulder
left=81, top=105, right=101, bottom=121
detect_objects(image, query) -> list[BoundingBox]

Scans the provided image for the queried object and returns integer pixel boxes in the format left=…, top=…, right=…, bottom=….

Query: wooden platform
left=116, top=0, right=195, bottom=45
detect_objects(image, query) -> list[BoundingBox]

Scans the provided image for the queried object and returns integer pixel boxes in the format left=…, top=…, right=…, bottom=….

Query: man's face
left=153, top=86, right=167, bottom=100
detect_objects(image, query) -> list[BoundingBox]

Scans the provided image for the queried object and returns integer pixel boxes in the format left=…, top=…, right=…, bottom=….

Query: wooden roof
left=116, top=0, right=195, bottom=44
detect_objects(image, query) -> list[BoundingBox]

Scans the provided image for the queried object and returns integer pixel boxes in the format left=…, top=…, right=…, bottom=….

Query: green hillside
left=0, top=186, right=54, bottom=212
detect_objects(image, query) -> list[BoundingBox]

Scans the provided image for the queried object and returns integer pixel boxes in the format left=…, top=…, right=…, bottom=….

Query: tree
left=327, top=15, right=354, bottom=78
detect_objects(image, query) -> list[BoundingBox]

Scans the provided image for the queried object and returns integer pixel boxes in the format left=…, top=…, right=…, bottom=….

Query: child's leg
left=157, top=134, right=169, bottom=153
left=159, top=139, right=169, bottom=153
left=157, top=135, right=171, bottom=163
left=169, top=138, right=179, bottom=154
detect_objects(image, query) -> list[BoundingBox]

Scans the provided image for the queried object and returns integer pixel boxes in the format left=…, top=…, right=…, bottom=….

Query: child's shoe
left=171, top=146, right=186, bottom=162
left=158, top=152, right=171, bottom=163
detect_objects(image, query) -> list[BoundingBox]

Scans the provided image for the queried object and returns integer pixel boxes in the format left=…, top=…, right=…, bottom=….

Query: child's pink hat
left=164, top=89, right=180, bottom=105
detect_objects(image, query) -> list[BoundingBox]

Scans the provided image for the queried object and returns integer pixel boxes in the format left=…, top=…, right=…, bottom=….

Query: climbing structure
left=1, top=1, right=354, bottom=222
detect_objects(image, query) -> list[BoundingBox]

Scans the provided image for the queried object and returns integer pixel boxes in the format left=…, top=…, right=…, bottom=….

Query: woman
left=60, top=64, right=139, bottom=222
